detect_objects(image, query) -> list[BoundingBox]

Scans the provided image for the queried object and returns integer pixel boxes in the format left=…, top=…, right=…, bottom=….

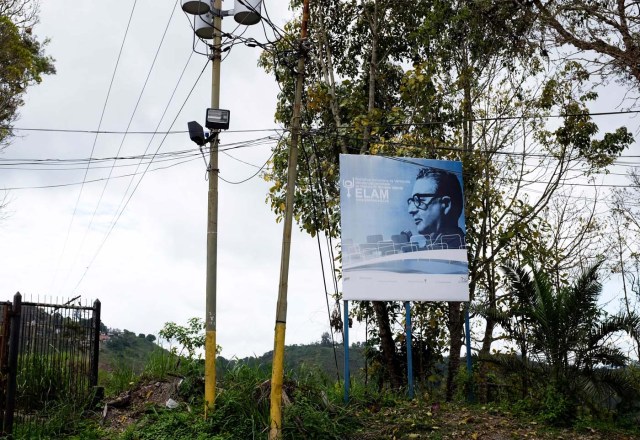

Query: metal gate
left=1, top=292, right=101, bottom=438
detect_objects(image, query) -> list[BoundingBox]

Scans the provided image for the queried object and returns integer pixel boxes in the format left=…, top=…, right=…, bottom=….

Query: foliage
left=158, top=317, right=206, bottom=361
left=101, top=330, right=163, bottom=377
left=102, top=360, right=137, bottom=396
left=527, top=0, right=640, bottom=88
left=0, top=0, right=55, bottom=148
left=260, top=0, right=634, bottom=399
left=491, top=261, right=640, bottom=425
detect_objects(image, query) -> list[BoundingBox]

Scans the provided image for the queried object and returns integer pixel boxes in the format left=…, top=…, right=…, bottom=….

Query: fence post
left=3, top=292, right=22, bottom=436
left=90, top=299, right=101, bottom=388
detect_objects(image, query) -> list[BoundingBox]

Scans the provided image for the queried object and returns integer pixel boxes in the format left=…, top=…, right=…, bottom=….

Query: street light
left=181, top=0, right=261, bottom=417
left=181, top=0, right=262, bottom=30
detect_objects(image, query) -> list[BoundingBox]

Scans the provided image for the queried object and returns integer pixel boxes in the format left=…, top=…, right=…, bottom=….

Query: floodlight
left=205, top=108, right=230, bottom=130
left=234, top=0, right=262, bottom=25
left=188, top=121, right=206, bottom=145
left=181, top=0, right=211, bottom=15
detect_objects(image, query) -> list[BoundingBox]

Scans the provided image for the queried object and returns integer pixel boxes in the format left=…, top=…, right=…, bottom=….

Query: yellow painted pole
left=205, top=0, right=222, bottom=417
left=269, top=0, right=310, bottom=438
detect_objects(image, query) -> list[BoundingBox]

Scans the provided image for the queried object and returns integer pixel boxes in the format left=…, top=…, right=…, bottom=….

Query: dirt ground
left=350, top=402, right=639, bottom=440
left=96, top=380, right=638, bottom=439
left=100, top=376, right=185, bottom=433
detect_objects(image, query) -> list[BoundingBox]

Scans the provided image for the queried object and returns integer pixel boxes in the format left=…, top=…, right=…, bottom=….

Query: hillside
left=99, top=330, right=164, bottom=373
left=220, top=342, right=367, bottom=380
left=100, top=330, right=365, bottom=381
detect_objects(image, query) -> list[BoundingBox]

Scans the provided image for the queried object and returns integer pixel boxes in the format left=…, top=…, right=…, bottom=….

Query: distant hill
left=100, top=329, right=367, bottom=381
left=219, top=343, right=367, bottom=380
left=99, top=329, right=164, bottom=373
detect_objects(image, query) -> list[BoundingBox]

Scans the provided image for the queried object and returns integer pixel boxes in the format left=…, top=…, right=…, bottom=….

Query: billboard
left=340, top=154, right=469, bottom=301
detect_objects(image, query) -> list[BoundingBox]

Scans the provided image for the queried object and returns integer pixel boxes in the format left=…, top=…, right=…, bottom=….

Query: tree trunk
left=373, top=301, right=403, bottom=389
left=361, top=0, right=378, bottom=154
left=446, top=301, right=464, bottom=401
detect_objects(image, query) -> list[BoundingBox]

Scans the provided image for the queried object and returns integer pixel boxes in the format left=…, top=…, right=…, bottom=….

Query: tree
left=319, top=331, right=331, bottom=346
left=260, top=0, right=633, bottom=398
left=608, top=168, right=640, bottom=359
left=0, top=0, right=55, bottom=149
left=525, top=0, right=640, bottom=88
left=495, top=261, right=640, bottom=424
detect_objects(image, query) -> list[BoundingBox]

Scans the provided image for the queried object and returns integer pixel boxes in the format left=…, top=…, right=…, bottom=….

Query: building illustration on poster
left=340, top=154, right=469, bottom=301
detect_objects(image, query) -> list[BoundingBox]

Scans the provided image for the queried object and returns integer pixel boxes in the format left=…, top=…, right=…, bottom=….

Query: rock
left=166, top=398, right=179, bottom=409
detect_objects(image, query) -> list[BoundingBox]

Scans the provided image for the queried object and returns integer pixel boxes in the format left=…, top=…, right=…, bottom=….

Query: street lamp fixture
left=187, top=121, right=206, bottom=146
left=181, top=0, right=260, bottom=419
left=181, top=0, right=263, bottom=36
left=205, top=108, right=230, bottom=130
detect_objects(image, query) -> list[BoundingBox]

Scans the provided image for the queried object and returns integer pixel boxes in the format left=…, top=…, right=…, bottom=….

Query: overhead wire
left=218, top=147, right=276, bottom=184
left=7, top=107, right=639, bottom=139
left=299, top=133, right=342, bottom=381
left=60, top=0, right=181, bottom=295
left=1, top=156, right=200, bottom=190
left=50, top=0, right=139, bottom=295
left=69, top=57, right=211, bottom=295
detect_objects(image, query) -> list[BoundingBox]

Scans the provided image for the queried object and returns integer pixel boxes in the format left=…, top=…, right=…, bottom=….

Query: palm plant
left=492, top=261, right=640, bottom=424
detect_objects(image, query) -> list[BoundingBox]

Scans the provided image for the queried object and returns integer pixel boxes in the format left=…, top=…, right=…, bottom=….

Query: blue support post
left=405, top=301, right=414, bottom=399
left=343, top=300, right=350, bottom=403
left=464, top=303, right=474, bottom=402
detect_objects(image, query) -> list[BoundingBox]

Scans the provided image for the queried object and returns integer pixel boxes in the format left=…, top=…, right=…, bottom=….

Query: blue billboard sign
left=340, top=154, right=469, bottom=301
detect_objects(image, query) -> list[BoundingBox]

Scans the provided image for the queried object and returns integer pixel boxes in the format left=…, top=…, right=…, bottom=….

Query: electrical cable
left=69, top=58, right=211, bottom=295
left=299, top=134, right=341, bottom=381
left=60, top=0, right=180, bottom=295
left=50, top=0, right=139, bottom=295
left=218, top=147, right=276, bottom=184
left=8, top=106, right=638, bottom=138
left=306, top=134, right=342, bottom=321
left=1, top=157, right=199, bottom=190
left=5, top=126, right=286, bottom=135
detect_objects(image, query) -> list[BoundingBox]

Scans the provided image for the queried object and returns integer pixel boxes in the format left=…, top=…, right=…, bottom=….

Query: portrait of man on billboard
left=340, top=154, right=468, bottom=301
left=403, top=166, right=466, bottom=251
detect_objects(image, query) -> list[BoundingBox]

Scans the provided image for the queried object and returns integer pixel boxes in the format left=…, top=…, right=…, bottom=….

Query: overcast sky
left=0, top=0, right=368, bottom=359
left=2, top=1, right=639, bottom=360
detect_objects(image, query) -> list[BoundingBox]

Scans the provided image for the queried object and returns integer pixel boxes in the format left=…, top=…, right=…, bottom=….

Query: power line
left=51, top=0, right=139, bottom=295
left=218, top=148, right=277, bottom=185
left=63, top=0, right=181, bottom=296
left=5, top=126, right=284, bottom=134
left=69, top=58, right=211, bottom=295
left=303, top=130, right=640, bottom=161
left=1, top=157, right=198, bottom=190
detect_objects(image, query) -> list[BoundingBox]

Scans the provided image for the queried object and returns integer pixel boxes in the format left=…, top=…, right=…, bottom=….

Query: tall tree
left=0, top=0, right=55, bottom=149
left=260, top=0, right=633, bottom=398
left=524, top=0, right=640, bottom=88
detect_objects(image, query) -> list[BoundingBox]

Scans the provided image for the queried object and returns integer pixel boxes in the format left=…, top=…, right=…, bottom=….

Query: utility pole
left=182, top=0, right=262, bottom=417
left=204, top=0, right=222, bottom=417
left=269, top=0, right=310, bottom=438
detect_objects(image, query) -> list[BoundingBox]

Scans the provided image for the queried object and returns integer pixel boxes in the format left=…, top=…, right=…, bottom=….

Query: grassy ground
left=11, top=340, right=640, bottom=439
left=75, top=390, right=640, bottom=440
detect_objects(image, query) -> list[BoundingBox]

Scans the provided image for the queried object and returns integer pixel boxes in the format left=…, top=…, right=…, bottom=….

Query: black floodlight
left=205, top=108, right=230, bottom=130
left=188, top=121, right=206, bottom=145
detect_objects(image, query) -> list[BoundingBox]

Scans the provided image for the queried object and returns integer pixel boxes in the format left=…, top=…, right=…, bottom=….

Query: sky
left=0, top=0, right=367, bottom=359
left=2, top=1, right=640, bottom=360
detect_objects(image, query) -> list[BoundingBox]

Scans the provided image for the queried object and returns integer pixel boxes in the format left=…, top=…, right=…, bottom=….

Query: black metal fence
left=1, top=292, right=101, bottom=438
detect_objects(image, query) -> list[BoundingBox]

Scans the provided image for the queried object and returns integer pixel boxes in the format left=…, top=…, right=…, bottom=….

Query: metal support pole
left=405, top=301, right=414, bottom=399
left=90, top=299, right=101, bottom=388
left=343, top=300, right=350, bottom=403
left=464, top=303, right=474, bottom=402
left=4, top=292, right=22, bottom=436
left=269, top=0, right=310, bottom=437
left=204, top=0, right=222, bottom=417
